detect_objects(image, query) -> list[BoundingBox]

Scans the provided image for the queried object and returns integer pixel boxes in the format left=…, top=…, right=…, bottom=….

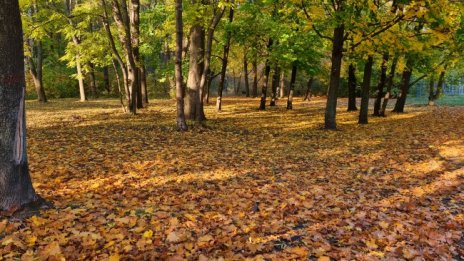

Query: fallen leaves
left=0, top=98, right=463, bottom=259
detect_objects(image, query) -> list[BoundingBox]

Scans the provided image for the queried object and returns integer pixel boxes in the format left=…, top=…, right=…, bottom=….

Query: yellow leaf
left=143, top=230, right=153, bottom=239
left=318, top=256, right=331, bottom=261
left=108, top=253, right=120, bottom=261
left=365, top=239, right=378, bottom=249
left=286, top=247, right=308, bottom=257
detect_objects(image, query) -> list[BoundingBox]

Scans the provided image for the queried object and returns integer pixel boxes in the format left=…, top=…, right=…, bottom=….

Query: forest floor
left=1, top=97, right=464, bottom=260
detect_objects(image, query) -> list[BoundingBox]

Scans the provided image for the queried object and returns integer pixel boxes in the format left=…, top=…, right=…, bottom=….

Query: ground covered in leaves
left=1, top=97, right=464, bottom=260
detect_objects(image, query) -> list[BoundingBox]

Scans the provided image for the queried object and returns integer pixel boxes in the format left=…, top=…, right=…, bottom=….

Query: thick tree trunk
left=325, top=25, right=345, bottom=129
left=393, top=58, right=414, bottom=113
left=0, top=0, right=40, bottom=213
left=358, top=56, right=374, bottom=124
left=380, top=55, right=398, bottom=116
left=286, top=63, right=297, bottom=110
left=185, top=24, right=205, bottom=120
left=175, top=0, right=187, bottom=131
left=270, top=66, right=280, bottom=106
left=303, top=77, right=314, bottom=101
left=244, top=52, right=250, bottom=97
left=373, top=53, right=389, bottom=116
left=252, top=54, right=258, bottom=98
left=347, top=63, right=357, bottom=111
left=216, top=7, right=232, bottom=112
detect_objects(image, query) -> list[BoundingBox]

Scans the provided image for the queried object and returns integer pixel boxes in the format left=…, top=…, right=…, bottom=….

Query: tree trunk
left=175, top=0, right=187, bottom=131
left=0, top=0, right=41, bottom=213
left=185, top=24, right=205, bottom=120
left=244, top=52, right=250, bottom=97
left=27, top=40, right=47, bottom=103
left=252, top=54, right=258, bottom=98
left=347, top=63, right=357, bottom=111
left=112, top=60, right=127, bottom=112
left=287, top=63, right=297, bottom=110
left=111, top=0, right=139, bottom=114
left=140, top=65, right=148, bottom=104
left=393, top=58, right=414, bottom=113
left=380, top=55, right=398, bottom=116
left=325, top=25, right=345, bottom=129
left=130, top=0, right=143, bottom=109
left=76, top=56, right=87, bottom=101
left=279, top=71, right=285, bottom=98
left=259, top=39, right=273, bottom=110
left=270, top=66, right=280, bottom=106
left=103, top=66, right=111, bottom=93
left=373, top=53, right=389, bottom=116
left=101, top=0, right=128, bottom=103
left=216, top=7, right=232, bottom=112
left=303, top=77, right=314, bottom=101
left=429, top=69, right=446, bottom=105
left=358, top=56, right=374, bottom=124
left=88, top=63, right=97, bottom=98
left=66, top=0, right=86, bottom=102
left=428, top=75, right=436, bottom=106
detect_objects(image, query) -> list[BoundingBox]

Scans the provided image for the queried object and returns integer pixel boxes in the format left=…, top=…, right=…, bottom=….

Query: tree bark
left=175, top=0, right=187, bottom=131
left=303, top=77, right=314, bottom=101
left=325, top=25, right=345, bottom=129
left=216, top=7, right=232, bottom=112
left=259, top=39, right=273, bottom=110
left=373, top=53, right=389, bottom=116
left=429, top=68, right=446, bottom=105
left=27, top=40, right=47, bottom=102
left=380, top=55, right=398, bottom=116
left=112, top=60, right=126, bottom=112
left=270, top=66, right=280, bottom=106
left=140, top=65, right=148, bottom=105
left=0, top=0, right=41, bottom=213
left=279, top=71, right=285, bottom=98
left=103, top=66, right=111, bottom=93
left=101, top=0, right=128, bottom=103
left=244, top=52, right=250, bottom=97
left=393, top=58, right=414, bottom=113
left=252, top=54, right=258, bottom=98
left=287, top=63, right=297, bottom=110
left=185, top=24, right=205, bottom=120
left=358, top=56, right=374, bottom=124
left=111, top=0, right=139, bottom=114
left=88, top=63, right=98, bottom=98
left=347, top=63, right=357, bottom=111
left=65, top=0, right=86, bottom=102
left=129, top=0, right=143, bottom=109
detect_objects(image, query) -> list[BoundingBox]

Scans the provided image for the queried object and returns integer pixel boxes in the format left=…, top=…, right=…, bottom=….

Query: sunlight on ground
left=1, top=97, right=462, bottom=260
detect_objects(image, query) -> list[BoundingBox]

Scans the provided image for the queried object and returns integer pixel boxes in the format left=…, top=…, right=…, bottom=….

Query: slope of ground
left=1, top=97, right=463, bottom=260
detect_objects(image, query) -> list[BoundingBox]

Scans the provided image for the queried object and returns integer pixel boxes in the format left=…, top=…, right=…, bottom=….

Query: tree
left=0, top=0, right=42, bottom=213
left=217, top=7, right=233, bottom=112
left=175, top=0, right=188, bottom=131
left=24, top=0, right=47, bottom=102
